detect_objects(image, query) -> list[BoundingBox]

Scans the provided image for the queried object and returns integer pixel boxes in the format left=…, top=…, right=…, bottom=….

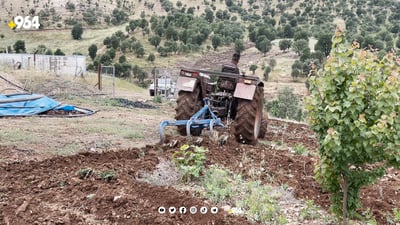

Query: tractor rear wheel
left=234, top=86, right=264, bottom=145
left=175, top=88, right=203, bottom=136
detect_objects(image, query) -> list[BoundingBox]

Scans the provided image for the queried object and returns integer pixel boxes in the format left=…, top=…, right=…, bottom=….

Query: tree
left=249, top=64, right=258, bottom=74
left=234, top=40, right=244, bottom=53
left=279, top=39, right=292, bottom=52
left=211, top=35, right=221, bottom=50
left=119, top=55, right=126, bottom=63
left=292, top=39, right=309, bottom=56
left=147, top=53, right=155, bottom=63
left=71, top=23, right=83, bottom=40
left=255, top=36, right=272, bottom=56
left=148, top=35, right=161, bottom=48
left=263, top=66, right=271, bottom=81
left=204, top=7, right=214, bottom=23
left=268, top=59, right=277, bottom=70
left=293, top=29, right=309, bottom=41
left=305, top=30, right=400, bottom=224
left=54, top=48, right=65, bottom=56
left=13, top=40, right=26, bottom=53
left=315, top=33, right=333, bottom=56
left=88, top=44, right=97, bottom=60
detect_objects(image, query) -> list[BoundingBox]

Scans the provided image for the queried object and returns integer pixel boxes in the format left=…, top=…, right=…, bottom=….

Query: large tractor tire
left=175, top=88, right=203, bottom=136
left=234, top=86, right=264, bottom=145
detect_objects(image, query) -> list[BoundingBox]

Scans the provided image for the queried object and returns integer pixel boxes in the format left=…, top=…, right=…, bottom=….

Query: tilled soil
left=0, top=119, right=399, bottom=225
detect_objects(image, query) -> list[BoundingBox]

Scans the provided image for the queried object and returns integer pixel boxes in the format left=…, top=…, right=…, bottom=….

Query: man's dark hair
left=232, top=52, right=240, bottom=62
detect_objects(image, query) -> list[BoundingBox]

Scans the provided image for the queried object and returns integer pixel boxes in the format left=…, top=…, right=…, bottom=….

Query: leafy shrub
left=202, top=166, right=236, bottom=203
left=172, top=144, right=208, bottom=182
left=305, top=29, right=400, bottom=223
left=266, top=87, right=305, bottom=121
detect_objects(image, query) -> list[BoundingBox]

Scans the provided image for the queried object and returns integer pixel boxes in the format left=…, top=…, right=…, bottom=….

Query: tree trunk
left=342, top=175, right=348, bottom=225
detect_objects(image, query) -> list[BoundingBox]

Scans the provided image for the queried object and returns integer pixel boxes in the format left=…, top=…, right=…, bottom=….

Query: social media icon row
left=158, top=206, right=218, bottom=214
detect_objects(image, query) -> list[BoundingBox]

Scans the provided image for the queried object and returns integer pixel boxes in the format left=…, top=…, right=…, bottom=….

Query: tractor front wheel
left=234, top=86, right=264, bottom=145
left=175, top=88, right=203, bottom=136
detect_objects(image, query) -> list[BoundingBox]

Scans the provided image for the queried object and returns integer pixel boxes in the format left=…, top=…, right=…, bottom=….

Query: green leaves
left=305, top=30, right=400, bottom=221
left=172, top=144, right=208, bottom=182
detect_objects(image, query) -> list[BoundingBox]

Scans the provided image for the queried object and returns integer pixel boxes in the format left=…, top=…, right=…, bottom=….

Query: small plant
left=299, top=200, right=321, bottom=221
left=152, top=95, right=162, bottom=103
left=99, top=170, right=117, bottom=182
left=386, top=208, right=400, bottom=224
left=292, top=143, right=308, bottom=156
left=172, top=144, right=208, bottom=182
left=236, top=180, right=282, bottom=224
left=202, top=166, right=235, bottom=203
left=358, top=208, right=377, bottom=225
left=77, top=168, right=94, bottom=179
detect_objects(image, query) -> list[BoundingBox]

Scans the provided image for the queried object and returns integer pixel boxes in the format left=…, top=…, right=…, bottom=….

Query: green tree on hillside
left=148, top=35, right=161, bottom=48
left=13, top=40, right=26, bottom=53
left=315, top=33, right=333, bottom=56
left=292, top=39, right=309, bottom=57
left=54, top=48, right=65, bottom=56
left=71, top=23, right=83, bottom=40
left=279, top=39, right=292, bottom=52
left=88, top=44, right=97, bottom=60
left=147, top=53, right=155, bottom=63
left=212, top=35, right=221, bottom=50
left=255, top=36, right=272, bottom=56
left=235, top=39, right=244, bottom=53
left=249, top=64, right=258, bottom=74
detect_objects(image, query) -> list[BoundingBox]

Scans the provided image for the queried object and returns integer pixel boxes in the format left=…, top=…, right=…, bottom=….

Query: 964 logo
left=8, top=16, right=40, bottom=30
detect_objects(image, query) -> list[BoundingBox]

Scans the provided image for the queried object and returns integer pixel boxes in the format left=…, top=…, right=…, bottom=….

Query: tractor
left=160, top=68, right=266, bottom=145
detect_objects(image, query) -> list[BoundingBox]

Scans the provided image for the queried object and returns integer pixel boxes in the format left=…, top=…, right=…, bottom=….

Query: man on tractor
left=222, top=52, right=241, bottom=74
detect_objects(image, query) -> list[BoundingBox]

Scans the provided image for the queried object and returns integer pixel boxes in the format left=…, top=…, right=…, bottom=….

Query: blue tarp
left=0, top=93, right=93, bottom=117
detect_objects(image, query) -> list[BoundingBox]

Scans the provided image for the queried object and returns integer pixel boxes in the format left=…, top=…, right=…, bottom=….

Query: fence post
left=97, top=64, right=102, bottom=91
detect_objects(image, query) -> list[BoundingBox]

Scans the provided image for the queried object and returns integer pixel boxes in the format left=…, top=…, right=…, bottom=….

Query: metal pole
left=112, top=66, right=115, bottom=97
left=97, top=63, right=101, bottom=91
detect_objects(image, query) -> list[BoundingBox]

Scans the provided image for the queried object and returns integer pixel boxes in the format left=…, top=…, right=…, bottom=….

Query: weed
left=99, top=170, right=117, bottom=182
left=152, top=95, right=162, bottom=103
left=202, top=166, right=235, bottom=203
left=77, top=168, right=94, bottom=179
left=292, top=143, right=309, bottom=156
left=138, top=149, right=146, bottom=158
left=386, top=208, right=400, bottom=224
left=236, top=180, right=282, bottom=224
left=172, top=144, right=208, bottom=182
left=363, top=208, right=378, bottom=225
left=299, top=200, right=321, bottom=221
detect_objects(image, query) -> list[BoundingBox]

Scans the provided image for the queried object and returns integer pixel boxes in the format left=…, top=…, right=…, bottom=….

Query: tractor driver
left=222, top=52, right=241, bottom=75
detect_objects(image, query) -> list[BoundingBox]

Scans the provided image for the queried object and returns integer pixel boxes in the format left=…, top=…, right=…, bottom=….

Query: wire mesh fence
left=0, top=53, right=86, bottom=76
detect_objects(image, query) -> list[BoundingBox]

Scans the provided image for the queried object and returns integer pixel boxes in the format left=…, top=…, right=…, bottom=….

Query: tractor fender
left=176, top=76, right=198, bottom=92
left=234, top=77, right=264, bottom=100
left=233, top=83, right=257, bottom=100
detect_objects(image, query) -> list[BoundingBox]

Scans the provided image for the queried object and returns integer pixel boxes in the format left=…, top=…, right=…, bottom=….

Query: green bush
left=266, top=87, right=305, bottom=121
left=172, top=144, right=208, bottom=182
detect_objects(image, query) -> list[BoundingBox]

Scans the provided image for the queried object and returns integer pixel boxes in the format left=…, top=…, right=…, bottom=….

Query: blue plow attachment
left=159, top=98, right=224, bottom=144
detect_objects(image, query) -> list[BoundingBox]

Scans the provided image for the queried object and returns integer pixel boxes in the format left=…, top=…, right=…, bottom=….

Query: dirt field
left=1, top=118, right=399, bottom=225
left=0, top=57, right=399, bottom=225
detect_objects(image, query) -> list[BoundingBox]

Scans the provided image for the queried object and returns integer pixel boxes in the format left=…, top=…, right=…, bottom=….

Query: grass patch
left=0, top=129, right=39, bottom=146
left=57, top=142, right=84, bottom=156
left=79, top=121, right=145, bottom=140
left=201, top=165, right=287, bottom=224
left=292, top=143, right=309, bottom=156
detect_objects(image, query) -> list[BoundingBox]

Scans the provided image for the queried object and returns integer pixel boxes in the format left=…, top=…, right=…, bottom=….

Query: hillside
left=0, top=0, right=399, bottom=87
